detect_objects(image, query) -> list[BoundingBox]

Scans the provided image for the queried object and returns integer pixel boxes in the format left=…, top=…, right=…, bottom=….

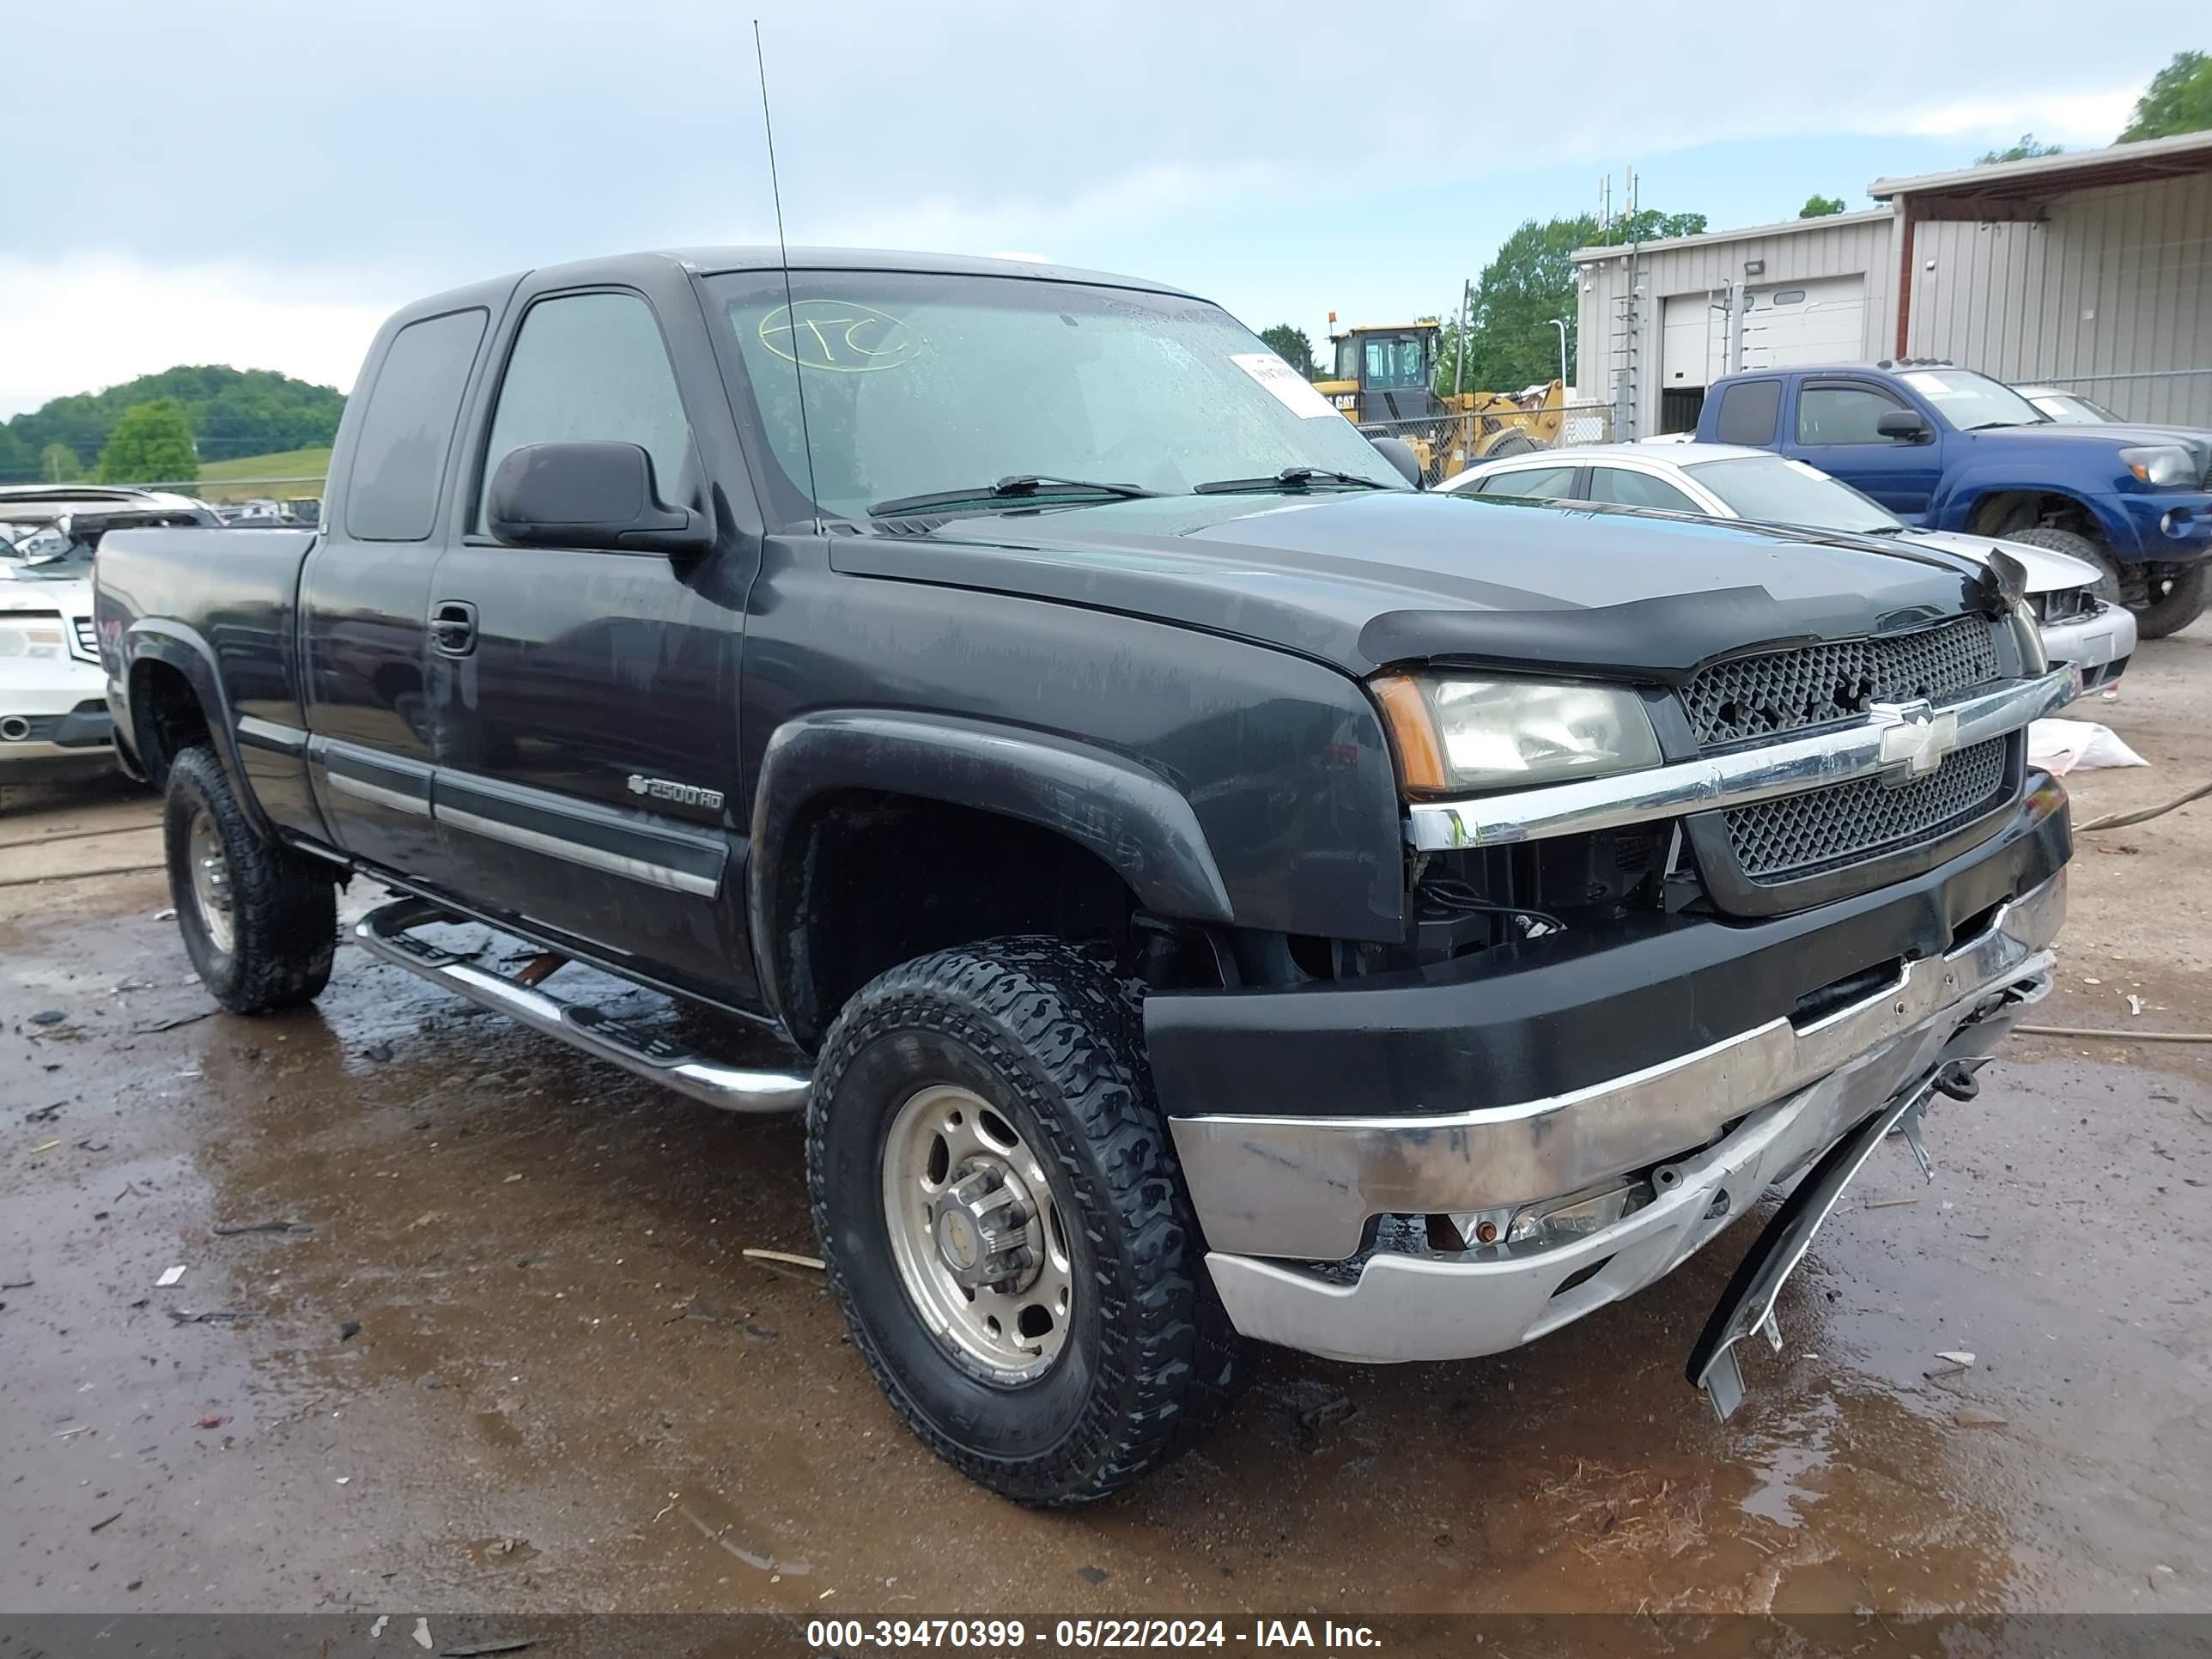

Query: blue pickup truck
left=1694, top=361, right=2212, bottom=637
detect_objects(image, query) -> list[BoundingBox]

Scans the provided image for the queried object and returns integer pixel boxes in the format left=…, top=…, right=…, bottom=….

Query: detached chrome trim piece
left=354, top=898, right=807, bottom=1113
left=434, top=805, right=721, bottom=898
left=1406, top=665, right=2080, bottom=851
left=327, top=771, right=431, bottom=817
left=1170, top=869, right=2065, bottom=1261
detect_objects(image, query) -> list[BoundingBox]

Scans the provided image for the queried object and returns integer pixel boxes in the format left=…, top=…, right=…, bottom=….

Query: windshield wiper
left=1193, top=466, right=1389, bottom=495
left=868, top=475, right=1159, bottom=517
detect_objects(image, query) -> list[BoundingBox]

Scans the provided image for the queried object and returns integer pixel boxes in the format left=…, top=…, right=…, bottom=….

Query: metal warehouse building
left=1572, top=130, right=2212, bottom=439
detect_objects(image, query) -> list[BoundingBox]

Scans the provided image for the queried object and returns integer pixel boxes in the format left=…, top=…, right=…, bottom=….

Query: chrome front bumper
left=1177, top=870, right=2063, bottom=1364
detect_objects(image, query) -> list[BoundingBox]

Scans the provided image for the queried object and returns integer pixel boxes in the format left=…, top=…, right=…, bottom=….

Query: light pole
left=1546, top=318, right=1570, bottom=391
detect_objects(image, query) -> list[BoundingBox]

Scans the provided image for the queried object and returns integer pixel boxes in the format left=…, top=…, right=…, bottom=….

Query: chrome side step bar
left=353, top=898, right=811, bottom=1115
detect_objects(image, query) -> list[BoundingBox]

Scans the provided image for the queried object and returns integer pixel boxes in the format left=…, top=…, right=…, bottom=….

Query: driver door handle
left=430, top=599, right=477, bottom=658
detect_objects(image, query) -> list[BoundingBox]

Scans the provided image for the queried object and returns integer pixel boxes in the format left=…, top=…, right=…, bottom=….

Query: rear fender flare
left=123, top=620, right=272, bottom=839
left=746, top=710, right=1234, bottom=1032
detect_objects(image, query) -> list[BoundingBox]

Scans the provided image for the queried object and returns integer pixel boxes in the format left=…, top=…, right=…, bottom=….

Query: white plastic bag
left=2027, top=718, right=2148, bottom=776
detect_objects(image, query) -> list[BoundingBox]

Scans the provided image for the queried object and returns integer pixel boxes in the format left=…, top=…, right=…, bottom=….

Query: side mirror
left=1370, top=435, right=1425, bottom=489
left=486, top=441, right=711, bottom=554
left=1875, top=410, right=1931, bottom=444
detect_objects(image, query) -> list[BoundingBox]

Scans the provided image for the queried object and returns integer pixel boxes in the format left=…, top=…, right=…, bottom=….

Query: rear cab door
left=300, top=287, right=510, bottom=883
left=426, top=258, right=765, bottom=1004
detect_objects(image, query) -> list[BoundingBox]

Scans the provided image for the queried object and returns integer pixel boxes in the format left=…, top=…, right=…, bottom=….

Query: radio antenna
left=753, top=21, right=822, bottom=526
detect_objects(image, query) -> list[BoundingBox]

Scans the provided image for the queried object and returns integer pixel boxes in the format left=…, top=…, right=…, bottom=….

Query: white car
left=1, top=488, right=222, bottom=791
left=1440, top=443, right=2133, bottom=696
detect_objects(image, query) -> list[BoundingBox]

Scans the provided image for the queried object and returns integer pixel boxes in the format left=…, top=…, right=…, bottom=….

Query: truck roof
left=389, top=247, right=1202, bottom=325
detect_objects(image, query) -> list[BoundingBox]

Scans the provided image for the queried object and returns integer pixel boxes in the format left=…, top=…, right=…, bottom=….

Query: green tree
left=6, top=364, right=343, bottom=472
left=2118, top=49, right=2212, bottom=142
left=40, top=442, right=82, bottom=483
left=1258, top=324, right=1316, bottom=378
left=1437, top=207, right=1705, bottom=393
left=1799, top=193, right=1848, bottom=217
left=96, top=400, right=198, bottom=486
left=1978, top=134, right=2063, bottom=164
left=0, top=425, right=30, bottom=484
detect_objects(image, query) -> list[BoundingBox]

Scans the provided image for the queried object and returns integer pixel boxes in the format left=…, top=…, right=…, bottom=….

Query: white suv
left=2, top=488, right=221, bottom=792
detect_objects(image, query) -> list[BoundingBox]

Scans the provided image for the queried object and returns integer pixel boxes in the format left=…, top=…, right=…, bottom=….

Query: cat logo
left=625, top=775, right=725, bottom=811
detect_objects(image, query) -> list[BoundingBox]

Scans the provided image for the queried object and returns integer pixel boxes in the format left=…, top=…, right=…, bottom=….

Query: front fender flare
left=746, top=709, right=1235, bottom=1033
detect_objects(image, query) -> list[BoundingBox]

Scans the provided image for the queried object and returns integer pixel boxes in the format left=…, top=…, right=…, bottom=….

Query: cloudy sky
left=3, top=2, right=2196, bottom=419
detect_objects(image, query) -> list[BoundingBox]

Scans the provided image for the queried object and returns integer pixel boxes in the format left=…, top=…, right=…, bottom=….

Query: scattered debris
left=502, top=1173, right=522, bottom=1183
left=212, top=1219, right=315, bottom=1237
left=196, top=1415, right=227, bottom=1430
left=132, top=1010, right=218, bottom=1035
left=1936, top=1351, right=1977, bottom=1367
left=166, top=1309, right=243, bottom=1325
left=1, top=1278, right=31, bottom=1291
left=28, top=1139, right=61, bottom=1156
left=340, top=1321, right=362, bottom=1342
left=404, top=1211, right=446, bottom=1232
left=413, top=1616, right=433, bottom=1650
left=153, top=907, right=176, bottom=921
left=337, top=1476, right=352, bottom=1486
left=2129, top=995, right=2146, bottom=1017
left=416, top=1373, right=447, bottom=1391
left=741, top=1248, right=826, bottom=1271
left=89, top=1510, right=124, bottom=1533
left=441, top=1642, right=538, bottom=1658
left=1954, top=1407, right=2009, bottom=1428
left=484, top=1536, right=522, bottom=1557
left=75, top=1138, right=111, bottom=1152
left=1863, top=1194, right=1920, bottom=1210
left=30, top=1010, right=67, bottom=1026
left=372, top=1615, right=390, bottom=1638
left=361, top=1042, right=394, bottom=1061
left=24, top=1103, right=63, bottom=1123
left=52, top=1425, right=93, bottom=1439
left=155, top=1265, right=186, bottom=1288
left=1078, top=1565, right=1109, bottom=1585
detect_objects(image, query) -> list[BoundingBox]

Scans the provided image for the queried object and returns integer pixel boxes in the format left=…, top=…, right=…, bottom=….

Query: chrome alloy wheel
left=880, top=1084, right=1074, bottom=1382
left=187, top=807, right=237, bottom=956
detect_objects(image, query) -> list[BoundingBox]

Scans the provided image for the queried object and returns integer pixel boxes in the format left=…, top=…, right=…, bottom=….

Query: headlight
left=1372, top=673, right=1662, bottom=794
left=0, top=621, right=66, bottom=661
left=2120, top=445, right=2196, bottom=487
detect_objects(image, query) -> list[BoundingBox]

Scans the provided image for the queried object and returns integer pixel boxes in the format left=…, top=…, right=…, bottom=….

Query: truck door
left=300, top=302, right=490, bottom=884
left=428, top=280, right=756, bottom=1001
left=1787, top=377, right=1945, bottom=522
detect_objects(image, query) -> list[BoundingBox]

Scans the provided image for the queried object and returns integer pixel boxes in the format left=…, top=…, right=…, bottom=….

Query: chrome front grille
left=1685, top=617, right=2000, bottom=748
left=1723, top=737, right=2010, bottom=883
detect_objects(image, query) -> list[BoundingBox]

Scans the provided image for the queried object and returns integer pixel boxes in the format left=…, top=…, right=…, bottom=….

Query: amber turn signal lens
left=1370, top=673, right=1449, bottom=793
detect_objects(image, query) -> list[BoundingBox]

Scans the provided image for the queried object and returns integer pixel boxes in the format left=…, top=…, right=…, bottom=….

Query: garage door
left=1741, top=275, right=1866, bottom=369
left=1662, top=292, right=1728, bottom=392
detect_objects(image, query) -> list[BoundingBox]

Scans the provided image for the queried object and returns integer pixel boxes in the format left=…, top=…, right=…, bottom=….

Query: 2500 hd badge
left=95, top=246, right=2073, bottom=1507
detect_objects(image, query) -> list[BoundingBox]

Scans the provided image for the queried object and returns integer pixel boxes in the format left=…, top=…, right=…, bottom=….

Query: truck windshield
left=707, top=270, right=1402, bottom=521
left=1894, top=368, right=2047, bottom=431
left=1683, top=454, right=1902, bottom=534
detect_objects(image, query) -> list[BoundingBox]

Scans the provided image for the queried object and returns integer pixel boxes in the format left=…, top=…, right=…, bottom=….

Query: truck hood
left=830, top=490, right=2002, bottom=681
left=1903, top=528, right=2100, bottom=593
left=1960, top=421, right=2212, bottom=467
left=0, top=569, right=93, bottom=612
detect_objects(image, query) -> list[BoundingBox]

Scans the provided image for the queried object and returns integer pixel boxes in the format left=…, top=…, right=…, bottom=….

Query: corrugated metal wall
left=1573, top=213, right=1893, bottom=437
left=1905, top=171, right=2212, bottom=427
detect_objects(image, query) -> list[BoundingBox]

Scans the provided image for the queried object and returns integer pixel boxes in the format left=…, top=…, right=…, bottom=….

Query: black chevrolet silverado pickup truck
left=94, top=249, right=2075, bottom=1505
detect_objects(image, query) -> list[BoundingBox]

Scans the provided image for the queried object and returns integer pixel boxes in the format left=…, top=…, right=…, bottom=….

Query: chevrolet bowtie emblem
left=1869, top=699, right=1960, bottom=786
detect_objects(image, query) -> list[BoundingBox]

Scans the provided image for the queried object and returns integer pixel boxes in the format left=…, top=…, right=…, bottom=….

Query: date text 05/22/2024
left=804, top=1619, right=1383, bottom=1650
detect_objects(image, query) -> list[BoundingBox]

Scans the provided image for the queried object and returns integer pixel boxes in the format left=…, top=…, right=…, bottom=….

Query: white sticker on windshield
left=1231, top=352, right=1341, bottom=419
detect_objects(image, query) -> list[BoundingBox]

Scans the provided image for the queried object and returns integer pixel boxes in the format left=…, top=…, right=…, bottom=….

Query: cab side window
left=1713, top=379, right=1781, bottom=447
left=1797, top=385, right=1907, bottom=446
left=1477, top=465, right=1580, bottom=499
left=477, top=292, right=693, bottom=531
left=1584, top=466, right=1699, bottom=513
left=347, top=307, right=488, bottom=542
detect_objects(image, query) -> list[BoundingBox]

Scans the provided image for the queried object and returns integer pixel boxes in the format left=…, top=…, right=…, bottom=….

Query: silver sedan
left=1440, top=442, right=2133, bottom=696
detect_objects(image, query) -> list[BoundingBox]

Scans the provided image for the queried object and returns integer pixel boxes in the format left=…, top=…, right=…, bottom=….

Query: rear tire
left=164, top=744, right=337, bottom=1013
left=807, top=937, right=1247, bottom=1506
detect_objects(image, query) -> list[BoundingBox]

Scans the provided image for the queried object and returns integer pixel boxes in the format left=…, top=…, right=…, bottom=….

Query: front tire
left=2134, top=562, right=2209, bottom=641
left=807, top=937, right=1245, bottom=1505
left=164, top=744, right=337, bottom=1013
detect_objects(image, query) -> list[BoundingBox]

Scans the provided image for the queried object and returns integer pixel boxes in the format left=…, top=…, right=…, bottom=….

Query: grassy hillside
left=193, top=447, right=331, bottom=502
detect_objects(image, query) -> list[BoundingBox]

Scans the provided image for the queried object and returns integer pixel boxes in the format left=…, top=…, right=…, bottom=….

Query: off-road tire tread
left=165, top=744, right=336, bottom=1013
left=808, top=936, right=1245, bottom=1506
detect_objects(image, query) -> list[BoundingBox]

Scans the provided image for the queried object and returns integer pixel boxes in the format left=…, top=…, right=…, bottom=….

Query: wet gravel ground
left=3, top=623, right=2208, bottom=1616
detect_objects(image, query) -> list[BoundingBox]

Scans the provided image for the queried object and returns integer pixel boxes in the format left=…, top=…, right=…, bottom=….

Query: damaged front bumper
left=1168, top=867, right=2063, bottom=1370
